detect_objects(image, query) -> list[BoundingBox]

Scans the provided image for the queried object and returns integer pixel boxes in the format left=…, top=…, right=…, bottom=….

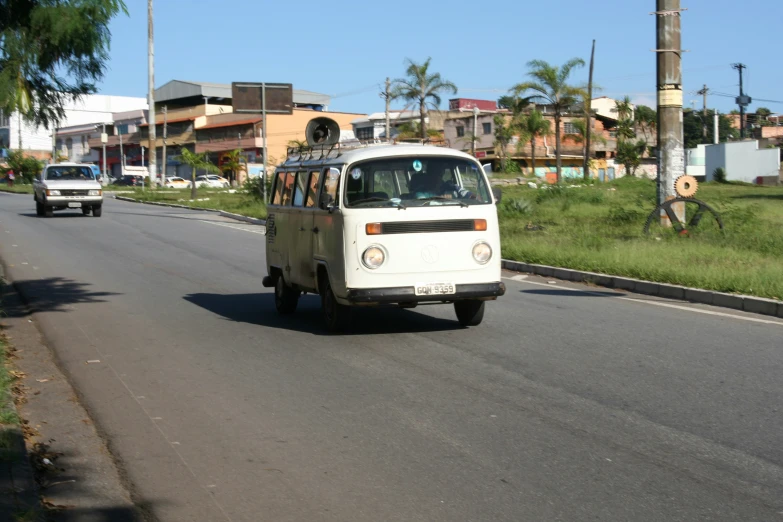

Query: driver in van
left=409, top=170, right=474, bottom=200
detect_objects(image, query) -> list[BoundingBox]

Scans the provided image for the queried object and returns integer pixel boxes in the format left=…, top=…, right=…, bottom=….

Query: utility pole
left=732, top=63, right=750, bottom=139
left=51, top=130, right=57, bottom=164
left=714, top=110, right=719, bottom=144
left=654, top=0, right=685, bottom=212
left=161, top=106, right=167, bottom=182
left=119, top=131, right=124, bottom=173
left=147, top=0, right=157, bottom=186
left=17, top=112, right=22, bottom=149
left=261, top=83, right=268, bottom=202
left=696, top=84, right=709, bottom=139
left=584, top=39, right=596, bottom=180
left=385, top=77, right=391, bottom=142
left=101, top=123, right=107, bottom=183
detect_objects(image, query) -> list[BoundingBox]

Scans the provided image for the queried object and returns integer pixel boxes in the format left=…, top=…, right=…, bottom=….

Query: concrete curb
left=501, top=259, right=783, bottom=319
left=113, top=195, right=268, bottom=226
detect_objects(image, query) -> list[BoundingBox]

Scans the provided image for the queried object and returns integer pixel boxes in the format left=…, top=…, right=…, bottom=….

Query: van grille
left=60, top=189, right=89, bottom=196
left=381, top=220, right=475, bottom=235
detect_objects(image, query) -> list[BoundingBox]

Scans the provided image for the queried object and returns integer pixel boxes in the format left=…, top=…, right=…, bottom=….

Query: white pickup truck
left=33, top=163, right=104, bottom=217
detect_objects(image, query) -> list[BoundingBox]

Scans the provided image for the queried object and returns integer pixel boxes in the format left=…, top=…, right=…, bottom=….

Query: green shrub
left=713, top=168, right=727, bottom=183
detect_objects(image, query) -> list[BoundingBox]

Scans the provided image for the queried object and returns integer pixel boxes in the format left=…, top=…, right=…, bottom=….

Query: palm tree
left=493, top=114, right=515, bottom=171
left=221, top=148, right=245, bottom=186
left=513, top=58, right=587, bottom=183
left=565, top=117, right=607, bottom=175
left=391, top=58, right=457, bottom=140
left=515, top=110, right=551, bottom=178
left=175, top=148, right=220, bottom=199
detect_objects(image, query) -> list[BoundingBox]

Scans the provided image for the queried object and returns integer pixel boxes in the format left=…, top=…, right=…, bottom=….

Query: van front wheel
left=274, top=276, right=299, bottom=314
left=322, top=283, right=351, bottom=332
left=454, top=300, right=485, bottom=327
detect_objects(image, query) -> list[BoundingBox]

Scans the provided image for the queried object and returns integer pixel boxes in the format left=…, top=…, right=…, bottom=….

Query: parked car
left=33, top=163, right=103, bottom=217
left=196, top=175, right=230, bottom=188
left=112, top=175, right=146, bottom=187
left=164, top=176, right=191, bottom=189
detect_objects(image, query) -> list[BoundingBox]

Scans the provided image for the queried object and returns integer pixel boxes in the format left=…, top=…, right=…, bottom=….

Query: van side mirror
left=319, top=192, right=335, bottom=212
left=492, top=186, right=502, bottom=204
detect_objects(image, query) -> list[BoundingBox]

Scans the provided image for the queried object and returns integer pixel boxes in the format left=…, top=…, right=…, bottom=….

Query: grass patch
left=116, top=187, right=268, bottom=219
left=0, top=185, right=33, bottom=195
left=499, top=178, right=783, bottom=300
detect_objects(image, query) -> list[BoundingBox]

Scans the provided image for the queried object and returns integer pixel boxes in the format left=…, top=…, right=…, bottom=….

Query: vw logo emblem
left=421, top=245, right=439, bottom=264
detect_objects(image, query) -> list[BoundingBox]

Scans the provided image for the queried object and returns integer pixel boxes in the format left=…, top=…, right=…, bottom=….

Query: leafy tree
left=754, top=107, right=772, bottom=127
left=6, top=150, right=43, bottom=184
left=395, top=121, right=440, bottom=141
left=175, top=148, right=220, bottom=199
left=391, top=58, right=457, bottom=139
left=0, top=0, right=128, bottom=128
left=683, top=110, right=739, bottom=149
left=513, top=58, right=587, bottom=183
left=515, top=110, right=551, bottom=178
left=634, top=105, right=657, bottom=142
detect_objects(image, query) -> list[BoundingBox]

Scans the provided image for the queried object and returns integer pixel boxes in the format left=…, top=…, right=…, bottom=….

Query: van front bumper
left=345, top=282, right=505, bottom=304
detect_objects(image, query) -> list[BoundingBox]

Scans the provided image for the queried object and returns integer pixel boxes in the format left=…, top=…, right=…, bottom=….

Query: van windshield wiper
left=351, top=197, right=406, bottom=210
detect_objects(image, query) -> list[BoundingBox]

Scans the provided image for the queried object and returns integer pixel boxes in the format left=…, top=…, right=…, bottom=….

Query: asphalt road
left=1, top=192, right=782, bottom=522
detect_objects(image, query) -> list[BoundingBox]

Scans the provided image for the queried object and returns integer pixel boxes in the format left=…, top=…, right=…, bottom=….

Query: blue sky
left=100, top=0, right=783, bottom=115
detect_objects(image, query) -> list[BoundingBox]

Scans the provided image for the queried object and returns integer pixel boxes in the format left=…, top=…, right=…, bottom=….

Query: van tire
left=92, top=205, right=103, bottom=217
left=275, top=276, right=299, bottom=314
left=454, top=300, right=485, bottom=327
left=82, top=207, right=92, bottom=216
left=36, top=201, right=44, bottom=216
left=322, top=282, right=351, bottom=332
left=44, top=204, right=53, bottom=218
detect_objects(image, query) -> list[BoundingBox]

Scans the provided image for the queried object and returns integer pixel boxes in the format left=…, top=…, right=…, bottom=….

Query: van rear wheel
left=454, top=300, right=485, bottom=327
left=322, top=282, right=351, bottom=333
left=274, top=276, right=299, bottom=314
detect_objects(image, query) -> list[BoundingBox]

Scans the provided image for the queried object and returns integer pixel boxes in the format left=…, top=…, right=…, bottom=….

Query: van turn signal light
left=365, top=223, right=382, bottom=235
left=474, top=219, right=488, bottom=231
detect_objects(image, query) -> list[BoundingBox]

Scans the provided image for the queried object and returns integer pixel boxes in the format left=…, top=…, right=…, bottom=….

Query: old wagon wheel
left=644, top=198, right=724, bottom=236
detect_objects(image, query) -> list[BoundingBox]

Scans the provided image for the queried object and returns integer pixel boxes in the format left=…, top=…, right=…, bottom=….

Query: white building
left=591, top=96, right=634, bottom=121
left=351, top=111, right=424, bottom=141
left=0, top=94, right=147, bottom=155
left=705, top=140, right=781, bottom=183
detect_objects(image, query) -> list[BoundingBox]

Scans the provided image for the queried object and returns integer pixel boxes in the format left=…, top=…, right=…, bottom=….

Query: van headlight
left=472, top=241, right=492, bottom=264
left=362, top=246, right=385, bottom=269
left=46, top=189, right=61, bottom=196
left=88, top=189, right=102, bottom=196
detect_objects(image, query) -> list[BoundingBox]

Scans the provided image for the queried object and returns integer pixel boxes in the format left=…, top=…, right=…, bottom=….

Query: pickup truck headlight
left=88, top=190, right=102, bottom=196
left=46, top=189, right=60, bottom=196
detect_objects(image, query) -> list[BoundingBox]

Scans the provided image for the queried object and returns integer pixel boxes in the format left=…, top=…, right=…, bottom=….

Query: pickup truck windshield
left=345, top=156, right=491, bottom=208
left=46, top=166, right=95, bottom=181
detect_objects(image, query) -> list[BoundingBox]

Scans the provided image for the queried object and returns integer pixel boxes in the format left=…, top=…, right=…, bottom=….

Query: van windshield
left=344, top=156, right=491, bottom=208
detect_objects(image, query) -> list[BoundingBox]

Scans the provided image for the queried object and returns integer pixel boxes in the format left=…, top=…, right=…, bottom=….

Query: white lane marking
left=509, top=275, right=528, bottom=282
left=201, top=220, right=265, bottom=235
left=503, top=277, right=783, bottom=327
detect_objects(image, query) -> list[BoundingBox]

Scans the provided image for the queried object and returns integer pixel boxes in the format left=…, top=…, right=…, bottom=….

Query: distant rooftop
left=155, top=80, right=331, bottom=108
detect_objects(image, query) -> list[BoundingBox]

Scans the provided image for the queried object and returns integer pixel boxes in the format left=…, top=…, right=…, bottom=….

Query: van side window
left=293, top=171, right=307, bottom=207
left=272, top=171, right=285, bottom=205
left=321, top=167, right=340, bottom=209
left=305, top=170, right=320, bottom=208
left=281, top=172, right=295, bottom=206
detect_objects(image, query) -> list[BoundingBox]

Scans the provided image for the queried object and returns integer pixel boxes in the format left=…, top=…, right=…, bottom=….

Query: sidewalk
left=0, top=265, right=143, bottom=521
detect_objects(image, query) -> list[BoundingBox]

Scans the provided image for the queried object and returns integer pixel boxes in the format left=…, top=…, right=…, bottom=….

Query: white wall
left=705, top=141, right=781, bottom=183
left=8, top=94, right=147, bottom=151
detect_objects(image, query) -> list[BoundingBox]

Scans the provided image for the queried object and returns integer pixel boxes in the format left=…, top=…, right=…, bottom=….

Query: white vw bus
left=262, top=118, right=505, bottom=331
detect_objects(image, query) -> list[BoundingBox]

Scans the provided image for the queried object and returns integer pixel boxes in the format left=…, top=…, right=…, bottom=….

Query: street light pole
left=472, top=106, right=480, bottom=156
left=147, top=0, right=157, bottom=186
left=261, top=83, right=268, bottom=202
left=101, top=123, right=107, bottom=183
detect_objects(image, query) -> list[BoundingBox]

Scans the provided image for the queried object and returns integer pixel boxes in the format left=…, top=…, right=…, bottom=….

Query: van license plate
left=68, top=202, right=82, bottom=208
left=415, top=283, right=456, bottom=296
